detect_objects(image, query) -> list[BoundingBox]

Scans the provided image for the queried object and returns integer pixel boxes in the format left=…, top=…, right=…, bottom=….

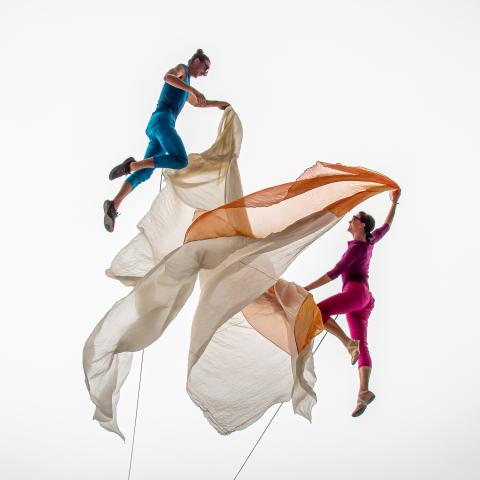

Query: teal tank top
left=155, top=64, right=190, bottom=118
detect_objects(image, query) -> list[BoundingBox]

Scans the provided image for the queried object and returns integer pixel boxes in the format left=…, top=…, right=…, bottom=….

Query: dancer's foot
left=103, top=200, right=118, bottom=232
left=347, top=339, right=360, bottom=365
left=351, top=390, right=375, bottom=417
left=109, top=157, right=135, bottom=180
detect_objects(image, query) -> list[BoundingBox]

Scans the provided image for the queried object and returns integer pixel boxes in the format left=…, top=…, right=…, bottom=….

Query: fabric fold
left=106, top=106, right=244, bottom=285
left=84, top=110, right=399, bottom=438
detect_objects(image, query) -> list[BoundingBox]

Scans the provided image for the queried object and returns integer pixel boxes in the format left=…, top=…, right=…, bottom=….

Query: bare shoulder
left=165, top=63, right=187, bottom=79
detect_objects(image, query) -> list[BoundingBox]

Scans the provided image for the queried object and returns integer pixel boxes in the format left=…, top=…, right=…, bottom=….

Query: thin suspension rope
left=127, top=350, right=144, bottom=480
left=232, top=399, right=286, bottom=480
left=127, top=170, right=164, bottom=480
left=233, top=317, right=336, bottom=480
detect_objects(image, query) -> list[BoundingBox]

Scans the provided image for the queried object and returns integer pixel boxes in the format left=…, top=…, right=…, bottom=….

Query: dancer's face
left=191, top=59, right=210, bottom=78
left=348, top=213, right=365, bottom=236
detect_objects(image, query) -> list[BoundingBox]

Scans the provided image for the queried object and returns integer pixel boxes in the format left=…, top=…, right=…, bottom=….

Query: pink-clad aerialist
left=304, top=189, right=401, bottom=417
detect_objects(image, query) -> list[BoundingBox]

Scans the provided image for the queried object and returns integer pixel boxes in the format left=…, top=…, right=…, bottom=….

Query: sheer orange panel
left=185, top=181, right=394, bottom=243
left=295, top=295, right=324, bottom=354
left=242, top=293, right=292, bottom=354
left=242, top=291, right=324, bottom=357
left=184, top=162, right=399, bottom=244
left=302, top=162, right=399, bottom=187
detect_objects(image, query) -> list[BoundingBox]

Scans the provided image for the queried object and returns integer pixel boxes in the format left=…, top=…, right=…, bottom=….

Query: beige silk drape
left=84, top=109, right=399, bottom=438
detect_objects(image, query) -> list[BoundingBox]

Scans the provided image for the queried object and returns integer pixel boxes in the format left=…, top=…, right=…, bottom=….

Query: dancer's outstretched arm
left=188, top=95, right=230, bottom=110
left=304, top=273, right=331, bottom=291
left=385, top=189, right=401, bottom=225
left=164, top=63, right=229, bottom=109
left=305, top=242, right=363, bottom=291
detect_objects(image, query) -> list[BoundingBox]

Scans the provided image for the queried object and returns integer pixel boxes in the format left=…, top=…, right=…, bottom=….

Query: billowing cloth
left=109, top=106, right=243, bottom=285
left=85, top=110, right=399, bottom=439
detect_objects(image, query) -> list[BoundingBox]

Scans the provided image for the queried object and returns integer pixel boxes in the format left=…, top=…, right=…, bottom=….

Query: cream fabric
left=84, top=211, right=338, bottom=438
left=84, top=110, right=400, bottom=439
left=106, top=106, right=243, bottom=285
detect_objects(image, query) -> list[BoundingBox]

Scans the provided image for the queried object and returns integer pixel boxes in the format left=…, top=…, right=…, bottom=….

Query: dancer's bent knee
left=153, top=154, right=188, bottom=170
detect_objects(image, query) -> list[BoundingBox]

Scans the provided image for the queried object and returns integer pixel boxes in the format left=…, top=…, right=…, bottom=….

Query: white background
left=1, top=1, right=479, bottom=479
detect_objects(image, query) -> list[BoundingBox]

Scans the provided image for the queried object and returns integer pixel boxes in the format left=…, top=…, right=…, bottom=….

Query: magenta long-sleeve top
left=327, top=223, right=390, bottom=287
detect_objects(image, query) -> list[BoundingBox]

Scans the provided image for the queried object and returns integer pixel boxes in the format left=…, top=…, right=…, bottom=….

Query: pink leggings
left=317, top=281, right=375, bottom=368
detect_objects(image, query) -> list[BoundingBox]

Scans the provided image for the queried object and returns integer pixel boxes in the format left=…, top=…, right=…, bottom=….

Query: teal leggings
left=127, top=111, right=188, bottom=190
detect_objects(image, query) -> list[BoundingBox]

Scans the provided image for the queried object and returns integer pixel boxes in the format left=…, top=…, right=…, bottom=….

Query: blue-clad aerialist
left=104, top=48, right=230, bottom=232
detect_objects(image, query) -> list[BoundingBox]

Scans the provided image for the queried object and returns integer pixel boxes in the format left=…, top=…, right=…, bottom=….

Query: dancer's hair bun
left=190, top=49, right=210, bottom=63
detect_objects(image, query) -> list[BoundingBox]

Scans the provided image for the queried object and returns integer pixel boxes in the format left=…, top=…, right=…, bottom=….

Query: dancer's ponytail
left=359, top=211, right=375, bottom=244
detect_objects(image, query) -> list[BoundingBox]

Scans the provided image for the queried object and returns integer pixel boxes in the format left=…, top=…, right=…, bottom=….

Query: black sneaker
left=109, top=157, right=135, bottom=180
left=103, top=200, right=118, bottom=232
